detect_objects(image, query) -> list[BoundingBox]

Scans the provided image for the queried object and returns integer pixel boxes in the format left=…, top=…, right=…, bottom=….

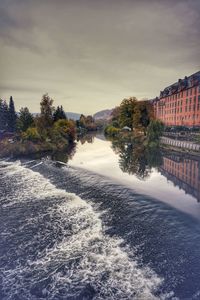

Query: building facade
left=152, top=71, right=200, bottom=126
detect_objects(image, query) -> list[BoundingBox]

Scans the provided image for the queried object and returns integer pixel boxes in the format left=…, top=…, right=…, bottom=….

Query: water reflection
left=77, top=133, right=95, bottom=144
left=159, top=153, right=200, bottom=202
left=110, top=136, right=200, bottom=203
left=51, top=142, right=77, bottom=163
left=111, top=137, right=162, bottom=179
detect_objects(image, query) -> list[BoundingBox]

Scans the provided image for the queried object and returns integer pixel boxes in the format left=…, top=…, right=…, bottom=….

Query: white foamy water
left=0, top=160, right=169, bottom=299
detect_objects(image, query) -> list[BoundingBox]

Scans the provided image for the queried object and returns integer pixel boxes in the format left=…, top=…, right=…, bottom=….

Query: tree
left=8, top=96, right=17, bottom=132
left=17, top=107, right=34, bottom=132
left=53, top=105, right=66, bottom=122
left=79, top=114, right=86, bottom=128
left=35, top=94, right=54, bottom=138
left=133, top=100, right=154, bottom=135
left=147, top=120, right=164, bottom=143
left=52, top=119, right=76, bottom=143
left=119, top=97, right=137, bottom=130
left=0, top=99, right=9, bottom=131
left=40, top=93, right=54, bottom=127
left=111, top=106, right=120, bottom=128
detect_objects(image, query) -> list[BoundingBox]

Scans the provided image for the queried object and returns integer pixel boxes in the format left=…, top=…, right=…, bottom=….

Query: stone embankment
left=161, top=137, right=200, bottom=152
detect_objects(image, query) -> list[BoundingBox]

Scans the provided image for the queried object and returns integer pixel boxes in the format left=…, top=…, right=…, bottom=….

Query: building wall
left=153, top=72, right=200, bottom=126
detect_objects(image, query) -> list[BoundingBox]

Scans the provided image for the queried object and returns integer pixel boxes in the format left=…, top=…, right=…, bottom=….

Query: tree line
left=0, top=97, right=17, bottom=132
left=105, top=97, right=164, bottom=143
left=0, top=94, right=99, bottom=136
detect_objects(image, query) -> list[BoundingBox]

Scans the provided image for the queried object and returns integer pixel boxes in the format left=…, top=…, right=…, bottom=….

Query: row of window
left=161, top=85, right=200, bottom=101
left=158, top=105, right=200, bottom=115
left=159, top=95, right=200, bottom=108
left=165, top=114, right=200, bottom=121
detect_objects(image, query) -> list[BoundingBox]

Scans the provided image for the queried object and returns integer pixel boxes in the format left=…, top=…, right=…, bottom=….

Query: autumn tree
left=35, top=94, right=54, bottom=138
left=40, top=93, right=54, bottom=127
left=133, top=100, right=154, bottom=135
left=119, top=97, right=137, bottom=130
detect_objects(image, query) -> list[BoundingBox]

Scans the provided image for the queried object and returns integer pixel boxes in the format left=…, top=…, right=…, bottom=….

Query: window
left=186, top=90, right=189, bottom=96
left=190, top=89, right=192, bottom=96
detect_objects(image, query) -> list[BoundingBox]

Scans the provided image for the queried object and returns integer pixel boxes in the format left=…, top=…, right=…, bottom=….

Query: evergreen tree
left=8, top=96, right=17, bottom=132
left=53, top=105, right=66, bottom=122
left=0, top=99, right=9, bottom=131
left=17, top=107, right=34, bottom=132
left=60, top=106, right=66, bottom=120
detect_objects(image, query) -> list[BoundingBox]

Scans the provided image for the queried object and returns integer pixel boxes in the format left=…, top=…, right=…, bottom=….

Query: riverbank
left=161, top=136, right=200, bottom=157
left=0, top=138, right=72, bottom=158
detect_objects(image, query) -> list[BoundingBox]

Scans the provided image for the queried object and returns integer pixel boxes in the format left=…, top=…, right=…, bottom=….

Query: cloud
left=0, top=0, right=199, bottom=113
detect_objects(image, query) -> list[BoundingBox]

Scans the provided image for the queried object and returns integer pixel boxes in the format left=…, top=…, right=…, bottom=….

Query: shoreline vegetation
left=104, top=97, right=164, bottom=151
left=0, top=94, right=102, bottom=158
left=1, top=93, right=199, bottom=159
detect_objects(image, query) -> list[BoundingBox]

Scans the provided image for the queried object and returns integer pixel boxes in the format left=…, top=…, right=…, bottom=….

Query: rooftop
left=160, top=71, right=200, bottom=99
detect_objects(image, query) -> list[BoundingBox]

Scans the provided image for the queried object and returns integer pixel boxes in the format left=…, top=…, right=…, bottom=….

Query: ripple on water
left=0, top=160, right=169, bottom=300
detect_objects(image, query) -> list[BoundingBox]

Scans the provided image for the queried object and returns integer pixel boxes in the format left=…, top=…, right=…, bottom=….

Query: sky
left=0, top=0, right=200, bottom=114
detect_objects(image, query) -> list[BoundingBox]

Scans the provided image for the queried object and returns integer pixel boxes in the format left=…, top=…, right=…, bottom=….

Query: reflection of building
left=152, top=71, right=200, bottom=126
left=159, top=154, right=200, bottom=202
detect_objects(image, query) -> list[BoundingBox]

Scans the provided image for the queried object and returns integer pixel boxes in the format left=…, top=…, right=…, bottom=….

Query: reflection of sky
left=69, top=136, right=200, bottom=219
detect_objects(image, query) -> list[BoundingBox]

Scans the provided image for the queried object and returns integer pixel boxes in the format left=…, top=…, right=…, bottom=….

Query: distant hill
left=66, top=112, right=81, bottom=120
left=93, top=109, right=113, bottom=120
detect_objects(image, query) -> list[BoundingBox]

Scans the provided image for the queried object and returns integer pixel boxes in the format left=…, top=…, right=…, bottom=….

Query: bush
left=22, top=127, right=41, bottom=142
left=104, top=125, right=120, bottom=137
left=147, top=120, right=164, bottom=142
left=52, top=119, right=76, bottom=142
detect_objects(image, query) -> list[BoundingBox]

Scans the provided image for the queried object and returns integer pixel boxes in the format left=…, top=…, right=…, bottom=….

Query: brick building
left=152, top=71, right=200, bottom=126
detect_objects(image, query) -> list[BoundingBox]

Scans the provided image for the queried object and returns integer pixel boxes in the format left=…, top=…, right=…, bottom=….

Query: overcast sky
left=0, top=0, right=200, bottom=114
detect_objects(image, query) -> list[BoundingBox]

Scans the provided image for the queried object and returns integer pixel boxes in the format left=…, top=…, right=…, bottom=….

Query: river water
left=0, top=134, right=200, bottom=299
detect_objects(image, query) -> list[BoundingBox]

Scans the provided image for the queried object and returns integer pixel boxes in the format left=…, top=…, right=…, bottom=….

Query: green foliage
left=22, top=127, right=41, bottom=142
left=40, top=93, right=54, bottom=127
left=147, top=120, right=164, bottom=142
left=53, top=106, right=66, bottom=122
left=17, top=107, right=34, bottom=132
left=104, top=125, right=120, bottom=137
left=119, top=97, right=137, bottom=130
left=0, top=99, right=9, bottom=131
left=77, top=114, right=97, bottom=132
left=52, top=119, right=76, bottom=143
left=133, top=100, right=154, bottom=135
left=8, top=96, right=17, bottom=132
left=111, top=136, right=162, bottom=179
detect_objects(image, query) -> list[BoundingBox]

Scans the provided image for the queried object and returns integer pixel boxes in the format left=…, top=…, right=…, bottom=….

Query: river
left=0, top=134, right=200, bottom=299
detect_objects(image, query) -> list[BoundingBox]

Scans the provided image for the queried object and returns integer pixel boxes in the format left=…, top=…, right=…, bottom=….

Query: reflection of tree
left=77, top=133, right=95, bottom=145
left=51, top=142, right=76, bottom=163
left=111, top=137, right=162, bottom=180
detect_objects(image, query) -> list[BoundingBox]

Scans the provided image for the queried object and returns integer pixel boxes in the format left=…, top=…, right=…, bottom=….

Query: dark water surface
left=0, top=134, right=200, bottom=299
